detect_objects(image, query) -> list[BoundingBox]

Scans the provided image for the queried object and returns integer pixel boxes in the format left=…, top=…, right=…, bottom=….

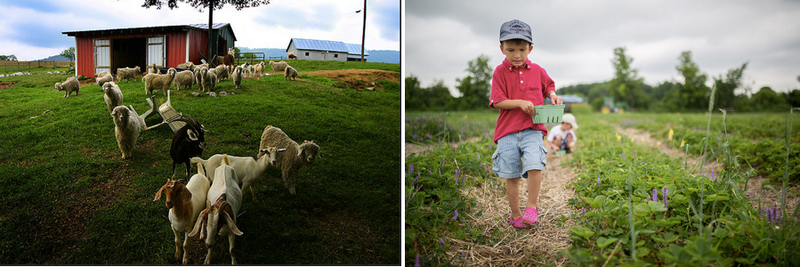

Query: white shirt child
left=547, top=124, right=577, bottom=143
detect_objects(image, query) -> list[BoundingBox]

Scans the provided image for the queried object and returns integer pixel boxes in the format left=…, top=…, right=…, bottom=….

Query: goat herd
left=52, top=57, right=318, bottom=264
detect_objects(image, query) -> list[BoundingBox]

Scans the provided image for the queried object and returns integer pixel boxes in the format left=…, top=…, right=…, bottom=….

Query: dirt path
left=613, top=124, right=799, bottom=217
left=405, top=139, right=577, bottom=266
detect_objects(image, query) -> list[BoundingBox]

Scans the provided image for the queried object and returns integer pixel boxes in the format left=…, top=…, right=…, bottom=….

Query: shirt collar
left=502, top=58, right=532, bottom=71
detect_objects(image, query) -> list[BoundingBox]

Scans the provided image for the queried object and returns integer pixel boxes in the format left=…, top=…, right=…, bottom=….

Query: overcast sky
left=0, top=0, right=399, bottom=61
left=405, top=0, right=800, bottom=95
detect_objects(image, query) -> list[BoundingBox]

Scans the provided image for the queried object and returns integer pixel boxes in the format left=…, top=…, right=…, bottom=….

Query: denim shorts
left=492, top=128, right=547, bottom=179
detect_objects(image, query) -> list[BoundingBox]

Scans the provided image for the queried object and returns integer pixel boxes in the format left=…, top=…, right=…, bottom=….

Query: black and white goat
left=170, top=115, right=206, bottom=179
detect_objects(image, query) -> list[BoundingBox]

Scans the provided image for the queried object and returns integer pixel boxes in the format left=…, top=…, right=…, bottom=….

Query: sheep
left=232, top=66, right=243, bottom=90
left=171, top=115, right=206, bottom=180
left=268, top=60, right=289, bottom=74
left=202, top=68, right=217, bottom=93
left=190, top=147, right=286, bottom=202
left=257, top=125, right=320, bottom=194
left=102, top=81, right=123, bottom=113
left=176, top=61, right=194, bottom=70
left=142, top=67, right=177, bottom=95
left=96, top=73, right=114, bottom=87
left=171, top=70, right=195, bottom=91
left=194, top=66, right=206, bottom=90
left=239, top=62, right=253, bottom=78
left=153, top=166, right=211, bottom=264
left=116, top=66, right=140, bottom=83
left=54, top=76, right=80, bottom=98
left=111, top=105, right=144, bottom=159
left=213, top=65, right=229, bottom=81
left=189, top=155, right=244, bottom=265
left=252, top=61, right=265, bottom=77
left=284, top=65, right=298, bottom=81
left=96, top=70, right=111, bottom=78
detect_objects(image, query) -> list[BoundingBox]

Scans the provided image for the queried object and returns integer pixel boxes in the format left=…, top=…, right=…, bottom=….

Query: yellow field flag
left=680, top=140, right=685, bottom=148
left=668, top=129, right=674, bottom=141
left=657, top=141, right=661, bottom=147
left=617, top=135, right=621, bottom=141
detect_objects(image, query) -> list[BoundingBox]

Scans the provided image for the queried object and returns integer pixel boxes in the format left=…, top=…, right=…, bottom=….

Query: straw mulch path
left=446, top=152, right=578, bottom=266
left=614, top=124, right=799, bottom=219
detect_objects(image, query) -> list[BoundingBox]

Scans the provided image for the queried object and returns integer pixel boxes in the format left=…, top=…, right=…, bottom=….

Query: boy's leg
left=526, top=170, right=542, bottom=208
left=506, top=177, right=522, bottom=219
left=552, top=136, right=562, bottom=150
left=566, top=133, right=575, bottom=149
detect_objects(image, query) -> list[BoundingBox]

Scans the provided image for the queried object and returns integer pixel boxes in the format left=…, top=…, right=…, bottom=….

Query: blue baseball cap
left=499, top=19, right=533, bottom=44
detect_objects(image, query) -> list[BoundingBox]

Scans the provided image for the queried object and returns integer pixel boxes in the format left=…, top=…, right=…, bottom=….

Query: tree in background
left=0, top=55, right=18, bottom=61
left=454, top=55, right=492, bottom=110
left=404, top=75, right=455, bottom=111
left=60, top=47, right=76, bottom=66
left=676, top=51, right=710, bottom=110
left=752, top=86, right=791, bottom=112
left=609, top=47, right=648, bottom=110
left=713, top=62, right=748, bottom=109
left=141, top=0, right=270, bottom=65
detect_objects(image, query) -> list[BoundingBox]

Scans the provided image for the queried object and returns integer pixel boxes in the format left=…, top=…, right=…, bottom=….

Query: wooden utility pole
left=208, top=0, right=214, bottom=66
left=360, top=0, right=366, bottom=62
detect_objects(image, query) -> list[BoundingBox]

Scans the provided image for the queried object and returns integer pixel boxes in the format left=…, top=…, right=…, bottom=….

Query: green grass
left=0, top=62, right=400, bottom=265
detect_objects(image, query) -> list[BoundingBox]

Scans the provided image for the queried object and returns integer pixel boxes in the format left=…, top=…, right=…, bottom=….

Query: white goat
left=153, top=163, right=211, bottom=264
left=102, top=81, right=123, bottom=113
left=232, top=66, right=243, bottom=89
left=190, top=147, right=286, bottom=201
left=258, top=125, right=320, bottom=194
left=189, top=155, right=244, bottom=265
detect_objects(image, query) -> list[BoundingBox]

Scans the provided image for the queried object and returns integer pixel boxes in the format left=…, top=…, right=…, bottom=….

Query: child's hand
left=550, top=95, right=563, bottom=105
left=518, top=100, right=536, bottom=116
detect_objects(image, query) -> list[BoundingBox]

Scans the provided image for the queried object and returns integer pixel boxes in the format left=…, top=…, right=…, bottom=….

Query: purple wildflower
left=455, top=176, right=459, bottom=184
left=622, top=152, right=625, bottom=159
left=663, top=187, right=669, bottom=209
left=597, top=174, right=601, bottom=187
left=412, top=173, right=419, bottom=187
left=442, top=158, right=445, bottom=167
left=581, top=207, right=585, bottom=216
left=610, top=159, right=613, bottom=163
left=439, top=238, right=446, bottom=247
left=409, top=165, right=414, bottom=177
left=760, top=206, right=765, bottom=218
left=415, top=254, right=420, bottom=267
left=438, top=168, right=441, bottom=175
left=652, top=188, right=658, bottom=202
left=451, top=210, right=459, bottom=221
left=454, top=146, right=457, bottom=153
left=634, top=151, right=637, bottom=157
left=711, top=170, right=715, bottom=181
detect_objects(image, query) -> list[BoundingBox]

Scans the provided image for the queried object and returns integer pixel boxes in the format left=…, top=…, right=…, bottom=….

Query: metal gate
left=94, top=39, right=110, bottom=75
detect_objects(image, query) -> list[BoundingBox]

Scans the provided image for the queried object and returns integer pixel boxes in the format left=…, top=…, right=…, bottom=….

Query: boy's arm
left=493, top=99, right=536, bottom=116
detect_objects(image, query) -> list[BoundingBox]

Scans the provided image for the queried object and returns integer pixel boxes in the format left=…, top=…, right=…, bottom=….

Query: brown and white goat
left=189, top=155, right=244, bottom=265
left=154, top=163, right=211, bottom=264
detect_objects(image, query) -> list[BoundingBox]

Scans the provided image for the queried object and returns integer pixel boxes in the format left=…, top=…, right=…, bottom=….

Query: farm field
left=0, top=61, right=400, bottom=265
left=405, top=110, right=799, bottom=266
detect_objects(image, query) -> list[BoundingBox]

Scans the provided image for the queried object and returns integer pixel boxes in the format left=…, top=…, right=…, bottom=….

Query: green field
left=0, top=61, right=400, bottom=264
left=405, top=110, right=799, bottom=266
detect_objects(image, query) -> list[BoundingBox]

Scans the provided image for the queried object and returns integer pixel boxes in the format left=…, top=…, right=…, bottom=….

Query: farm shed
left=62, top=23, right=236, bottom=78
left=286, top=38, right=369, bottom=62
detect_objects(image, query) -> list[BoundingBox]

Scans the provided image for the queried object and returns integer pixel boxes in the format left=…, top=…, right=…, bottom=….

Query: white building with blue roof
left=286, top=38, right=369, bottom=62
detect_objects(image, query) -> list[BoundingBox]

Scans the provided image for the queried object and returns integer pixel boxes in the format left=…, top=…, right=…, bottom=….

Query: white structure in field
left=285, top=38, right=369, bottom=62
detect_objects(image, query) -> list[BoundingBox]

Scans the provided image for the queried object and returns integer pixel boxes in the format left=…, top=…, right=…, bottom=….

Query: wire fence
left=0, top=60, right=71, bottom=73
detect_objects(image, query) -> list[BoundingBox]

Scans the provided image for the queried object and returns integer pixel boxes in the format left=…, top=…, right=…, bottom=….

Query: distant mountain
left=38, top=55, right=70, bottom=61
left=238, top=47, right=399, bottom=64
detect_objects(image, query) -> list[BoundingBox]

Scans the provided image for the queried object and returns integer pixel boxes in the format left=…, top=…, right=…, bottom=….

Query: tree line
left=405, top=47, right=800, bottom=112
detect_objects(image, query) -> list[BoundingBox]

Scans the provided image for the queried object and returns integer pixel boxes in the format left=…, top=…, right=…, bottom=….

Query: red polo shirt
left=489, top=58, right=555, bottom=144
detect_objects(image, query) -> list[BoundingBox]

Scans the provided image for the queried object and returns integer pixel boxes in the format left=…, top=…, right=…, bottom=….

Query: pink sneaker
left=509, top=215, right=528, bottom=228
left=522, top=207, right=538, bottom=225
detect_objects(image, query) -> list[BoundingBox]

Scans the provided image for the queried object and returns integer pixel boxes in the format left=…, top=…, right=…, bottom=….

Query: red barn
left=62, top=23, right=236, bottom=78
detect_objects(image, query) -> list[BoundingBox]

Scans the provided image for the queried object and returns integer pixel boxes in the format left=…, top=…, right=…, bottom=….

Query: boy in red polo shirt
left=490, top=19, right=563, bottom=228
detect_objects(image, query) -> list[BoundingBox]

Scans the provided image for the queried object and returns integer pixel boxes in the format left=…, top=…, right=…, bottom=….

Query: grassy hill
left=0, top=61, right=400, bottom=264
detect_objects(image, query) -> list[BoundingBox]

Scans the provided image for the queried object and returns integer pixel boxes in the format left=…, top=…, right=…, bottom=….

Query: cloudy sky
left=405, top=0, right=800, bottom=95
left=0, top=0, right=399, bottom=61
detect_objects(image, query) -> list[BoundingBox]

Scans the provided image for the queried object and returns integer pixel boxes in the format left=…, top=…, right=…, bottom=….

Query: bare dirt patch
left=300, top=69, right=399, bottom=90
left=0, top=81, right=18, bottom=90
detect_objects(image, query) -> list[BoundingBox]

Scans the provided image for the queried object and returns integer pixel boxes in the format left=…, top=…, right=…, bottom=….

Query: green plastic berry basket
left=532, top=104, right=566, bottom=124
left=554, top=150, right=567, bottom=156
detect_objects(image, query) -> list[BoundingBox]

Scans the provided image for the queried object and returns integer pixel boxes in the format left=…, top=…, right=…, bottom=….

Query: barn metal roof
left=62, top=23, right=236, bottom=41
left=288, top=38, right=369, bottom=56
